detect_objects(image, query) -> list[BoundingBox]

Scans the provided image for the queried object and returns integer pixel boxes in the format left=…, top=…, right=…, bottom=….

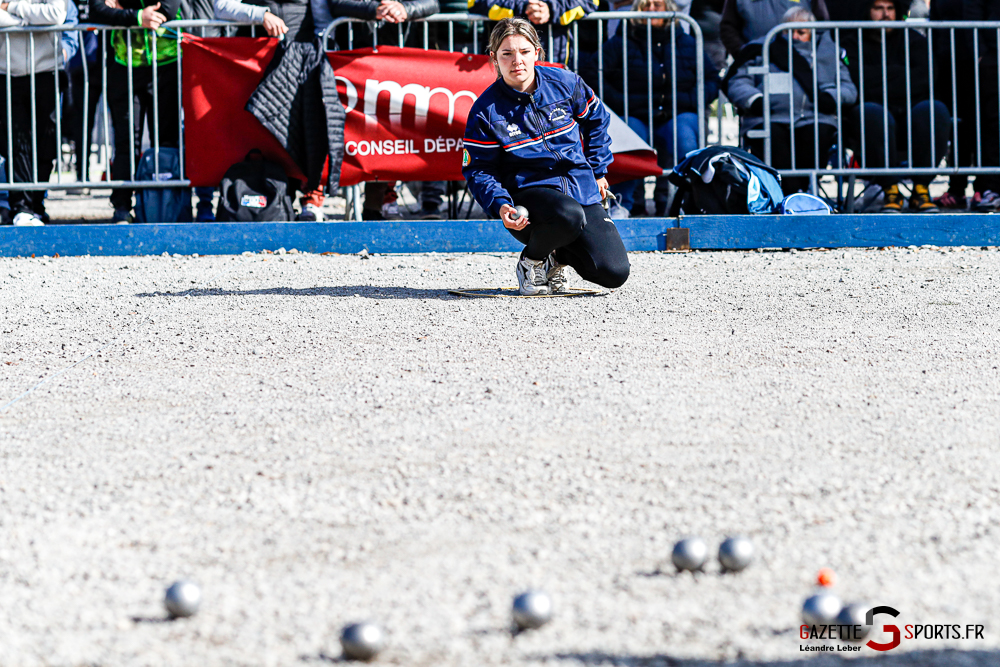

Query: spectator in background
left=214, top=0, right=311, bottom=220
left=468, top=0, right=596, bottom=64
left=417, top=0, right=488, bottom=219
left=183, top=0, right=221, bottom=36
left=573, top=0, right=609, bottom=58
left=431, top=0, right=481, bottom=51
left=312, top=0, right=438, bottom=219
left=313, top=0, right=437, bottom=49
left=841, top=0, right=950, bottom=212
left=726, top=7, right=855, bottom=194
left=929, top=0, right=975, bottom=210
left=90, top=0, right=183, bottom=223
left=963, top=0, right=1000, bottom=211
left=221, top=0, right=309, bottom=39
left=63, top=3, right=104, bottom=190
left=720, top=0, right=828, bottom=59
left=588, top=0, right=719, bottom=216
left=0, top=0, right=68, bottom=226
left=690, top=0, right=726, bottom=69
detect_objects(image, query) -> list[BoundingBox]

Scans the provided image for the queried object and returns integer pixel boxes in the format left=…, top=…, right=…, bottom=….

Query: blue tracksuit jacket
left=462, top=65, right=612, bottom=218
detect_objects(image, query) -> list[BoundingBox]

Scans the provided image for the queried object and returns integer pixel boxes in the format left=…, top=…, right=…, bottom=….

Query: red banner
left=182, top=37, right=661, bottom=188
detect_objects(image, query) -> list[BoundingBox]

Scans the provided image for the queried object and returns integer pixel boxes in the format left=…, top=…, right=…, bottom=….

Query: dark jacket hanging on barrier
left=586, top=21, right=720, bottom=126
left=245, top=41, right=345, bottom=192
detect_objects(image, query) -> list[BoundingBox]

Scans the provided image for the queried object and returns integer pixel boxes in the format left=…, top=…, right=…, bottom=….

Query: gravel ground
left=1, top=247, right=999, bottom=667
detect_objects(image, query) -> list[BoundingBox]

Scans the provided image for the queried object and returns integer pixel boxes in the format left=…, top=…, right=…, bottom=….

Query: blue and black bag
left=668, top=146, right=784, bottom=215
left=133, top=147, right=192, bottom=223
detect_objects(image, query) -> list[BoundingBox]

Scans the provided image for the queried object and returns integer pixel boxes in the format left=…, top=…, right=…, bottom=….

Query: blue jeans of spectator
left=849, top=100, right=951, bottom=187
left=195, top=187, right=215, bottom=212
left=612, top=112, right=699, bottom=213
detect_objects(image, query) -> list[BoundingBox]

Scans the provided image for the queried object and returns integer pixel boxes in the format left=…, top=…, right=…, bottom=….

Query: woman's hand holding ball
left=500, top=204, right=529, bottom=230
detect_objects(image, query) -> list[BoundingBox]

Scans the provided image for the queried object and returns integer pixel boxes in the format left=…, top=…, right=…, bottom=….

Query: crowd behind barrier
left=4, top=4, right=1000, bottom=224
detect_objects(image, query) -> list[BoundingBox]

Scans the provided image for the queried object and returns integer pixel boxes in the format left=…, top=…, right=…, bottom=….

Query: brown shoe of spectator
left=909, top=184, right=939, bottom=213
left=880, top=185, right=904, bottom=213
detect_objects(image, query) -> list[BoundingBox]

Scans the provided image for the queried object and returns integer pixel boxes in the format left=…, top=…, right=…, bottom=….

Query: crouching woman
left=462, top=18, right=630, bottom=295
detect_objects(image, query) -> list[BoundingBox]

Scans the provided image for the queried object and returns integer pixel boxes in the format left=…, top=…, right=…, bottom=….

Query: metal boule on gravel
left=802, top=592, right=842, bottom=626
left=718, top=536, right=754, bottom=572
left=836, top=603, right=873, bottom=641
left=340, top=621, right=385, bottom=661
left=512, top=590, right=552, bottom=631
left=164, top=580, right=201, bottom=618
left=672, top=537, right=708, bottom=572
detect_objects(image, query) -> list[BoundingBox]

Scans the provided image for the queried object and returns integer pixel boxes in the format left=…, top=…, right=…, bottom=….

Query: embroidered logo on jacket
left=506, top=123, right=522, bottom=136
left=548, top=107, right=567, bottom=121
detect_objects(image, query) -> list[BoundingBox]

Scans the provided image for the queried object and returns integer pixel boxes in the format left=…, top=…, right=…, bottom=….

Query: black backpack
left=667, top=146, right=784, bottom=216
left=217, top=149, right=295, bottom=222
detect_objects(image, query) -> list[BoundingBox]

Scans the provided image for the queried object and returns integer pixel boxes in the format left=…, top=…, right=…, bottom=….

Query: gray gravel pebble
left=1, top=247, right=999, bottom=666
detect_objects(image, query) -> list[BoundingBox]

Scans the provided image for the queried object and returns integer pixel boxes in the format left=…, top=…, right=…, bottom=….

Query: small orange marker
left=816, top=568, right=836, bottom=587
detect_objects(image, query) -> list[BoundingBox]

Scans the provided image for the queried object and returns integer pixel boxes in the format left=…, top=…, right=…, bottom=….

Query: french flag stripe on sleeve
left=464, top=138, right=500, bottom=149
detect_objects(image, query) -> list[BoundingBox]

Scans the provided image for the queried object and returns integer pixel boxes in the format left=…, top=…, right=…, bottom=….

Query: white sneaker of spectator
left=12, top=211, right=44, bottom=226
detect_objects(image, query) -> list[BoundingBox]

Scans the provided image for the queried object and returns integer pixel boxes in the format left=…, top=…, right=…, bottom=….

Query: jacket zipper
left=529, top=91, right=567, bottom=195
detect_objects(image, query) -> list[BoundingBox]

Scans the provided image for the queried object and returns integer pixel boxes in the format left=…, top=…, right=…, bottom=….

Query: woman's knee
left=595, top=260, right=630, bottom=288
left=558, top=206, right=587, bottom=237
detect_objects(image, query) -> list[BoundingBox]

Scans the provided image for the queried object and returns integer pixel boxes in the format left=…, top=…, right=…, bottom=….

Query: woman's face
left=493, top=35, right=541, bottom=92
left=642, top=0, right=667, bottom=29
left=791, top=26, right=811, bottom=43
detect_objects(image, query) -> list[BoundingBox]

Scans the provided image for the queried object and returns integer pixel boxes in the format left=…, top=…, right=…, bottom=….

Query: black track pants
left=507, top=187, right=630, bottom=289
left=107, top=62, right=180, bottom=210
left=0, top=74, right=58, bottom=215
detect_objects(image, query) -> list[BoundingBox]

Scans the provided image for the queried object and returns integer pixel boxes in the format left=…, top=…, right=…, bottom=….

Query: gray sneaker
left=545, top=252, right=568, bottom=293
left=516, top=255, right=550, bottom=296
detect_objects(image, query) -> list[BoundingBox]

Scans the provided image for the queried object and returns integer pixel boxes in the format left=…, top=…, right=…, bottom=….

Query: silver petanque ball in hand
left=718, top=536, right=754, bottom=572
left=672, top=537, right=708, bottom=572
left=802, top=592, right=842, bottom=626
left=512, top=590, right=553, bottom=631
left=340, top=621, right=386, bottom=661
left=836, top=603, right=873, bottom=641
left=514, top=205, right=529, bottom=221
left=164, top=580, right=201, bottom=618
